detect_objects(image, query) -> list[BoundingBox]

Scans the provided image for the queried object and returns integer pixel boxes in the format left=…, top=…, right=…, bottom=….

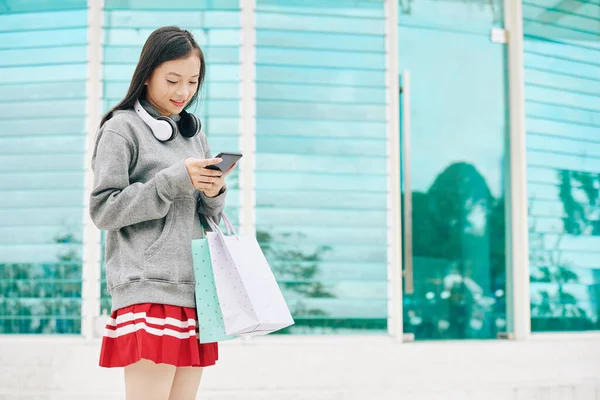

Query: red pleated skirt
left=99, top=303, right=219, bottom=368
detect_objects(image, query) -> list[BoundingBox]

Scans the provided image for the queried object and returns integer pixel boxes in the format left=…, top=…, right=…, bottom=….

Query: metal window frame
left=239, top=0, right=257, bottom=239
left=80, top=0, right=104, bottom=340
left=504, top=0, right=531, bottom=341
left=385, top=0, right=403, bottom=342
left=238, top=0, right=257, bottom=344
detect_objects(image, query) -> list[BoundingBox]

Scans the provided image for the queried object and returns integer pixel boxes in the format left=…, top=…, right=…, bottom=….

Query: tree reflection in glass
left=0, top=231, right=82, bottom=334
left=529, top=169, right=600, bottom=332
left=403, top=162, right=507, bottom=340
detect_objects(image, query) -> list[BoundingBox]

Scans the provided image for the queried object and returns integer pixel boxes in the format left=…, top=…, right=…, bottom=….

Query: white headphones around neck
left=134, top=99, right=201, bottom=142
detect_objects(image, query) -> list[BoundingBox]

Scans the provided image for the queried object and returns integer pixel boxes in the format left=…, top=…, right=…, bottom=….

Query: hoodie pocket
left=143, top=196, right=200, bottom=283
left=144, top=206, right=176, bottom=258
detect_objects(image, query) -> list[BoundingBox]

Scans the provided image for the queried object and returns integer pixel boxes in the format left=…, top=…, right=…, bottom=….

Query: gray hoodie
left=89, top=100, right=226, bottom=312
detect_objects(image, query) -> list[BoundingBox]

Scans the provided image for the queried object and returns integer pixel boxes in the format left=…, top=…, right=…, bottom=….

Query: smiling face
left=144, top=52, right=201, bottom=116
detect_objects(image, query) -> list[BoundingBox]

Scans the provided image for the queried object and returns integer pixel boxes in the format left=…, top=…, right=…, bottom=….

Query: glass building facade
left=0, top=0, right=599, bottom=339
left=524, top=0, right=600, bottom=332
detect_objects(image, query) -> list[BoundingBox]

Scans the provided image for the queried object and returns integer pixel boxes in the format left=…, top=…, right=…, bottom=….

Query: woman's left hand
left=203, top=162, right=237, bottom=197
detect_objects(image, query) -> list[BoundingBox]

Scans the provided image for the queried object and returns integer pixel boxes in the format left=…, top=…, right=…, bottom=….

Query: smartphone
left=205, top=152, right=242, bottom=172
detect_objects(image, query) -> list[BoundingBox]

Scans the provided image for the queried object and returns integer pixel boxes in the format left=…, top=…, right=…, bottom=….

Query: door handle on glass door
left=400, top=70, right=414, bottom=295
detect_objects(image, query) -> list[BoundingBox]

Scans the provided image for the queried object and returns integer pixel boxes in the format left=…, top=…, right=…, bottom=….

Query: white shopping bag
left=205, top=214, right=295, bottom=336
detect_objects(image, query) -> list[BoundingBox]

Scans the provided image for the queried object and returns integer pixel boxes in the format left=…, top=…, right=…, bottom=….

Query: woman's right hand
left=184, top=157, right=223, bottom=193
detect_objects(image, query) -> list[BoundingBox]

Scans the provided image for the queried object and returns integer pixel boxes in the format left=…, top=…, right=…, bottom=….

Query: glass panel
left=255, top=0, right=387, bottom=335
left=525, top=1, right=600, bottom=332
left=0, top=4, right=87, bottom=334
left=399, top=0, right=508, bottom=340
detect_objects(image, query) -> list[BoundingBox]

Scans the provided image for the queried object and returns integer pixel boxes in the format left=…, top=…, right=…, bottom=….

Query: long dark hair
left=100, top=26, right=205, bottom=127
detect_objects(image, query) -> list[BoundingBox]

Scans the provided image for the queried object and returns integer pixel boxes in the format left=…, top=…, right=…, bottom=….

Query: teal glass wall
left=398, top=1, right=509, bottom=339
left=524, top=0, right=600, bottom=332
left=0, top=1, right=88, bottom=333
left=255, top=0, right=388, bottom=334
left=100, top=0, right=242, bottom=315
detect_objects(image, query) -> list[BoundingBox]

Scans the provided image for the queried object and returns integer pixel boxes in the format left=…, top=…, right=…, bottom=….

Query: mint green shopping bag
left=192, top=237, right=237, bottom=344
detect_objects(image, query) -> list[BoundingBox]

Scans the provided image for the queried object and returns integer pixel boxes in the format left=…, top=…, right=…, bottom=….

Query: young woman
left=90, top=26, right=236, bottom=400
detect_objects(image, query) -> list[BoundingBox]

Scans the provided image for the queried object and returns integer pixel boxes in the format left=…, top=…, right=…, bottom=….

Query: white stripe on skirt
left=104, top=321, right=199, bottom=339
left=106, top=312, right=196, bottom=329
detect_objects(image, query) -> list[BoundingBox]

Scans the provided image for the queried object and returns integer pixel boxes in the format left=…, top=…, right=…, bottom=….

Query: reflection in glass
left=258, top=228, right=387, bottom=334
left=524, top=1, right=600, bottom=332
left=402, top=163, right=507, bottom=339
left=0, top=3, right=87, bottom=334
left=255, top=0, right=388, bottom=334
left=398, top=0, right=507, bottom=340
left=0, top=232, right=83, bottom=334
left=529, top=170, right=600, bottom=331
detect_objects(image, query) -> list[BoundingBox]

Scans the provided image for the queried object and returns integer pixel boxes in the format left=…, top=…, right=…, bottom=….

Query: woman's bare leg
left=124, top=358, right=176, bottom=400
left=168, top=367, right=204, bottom=400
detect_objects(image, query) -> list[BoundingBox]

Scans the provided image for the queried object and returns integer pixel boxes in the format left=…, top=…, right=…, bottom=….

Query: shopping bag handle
left=220, top=213, right=237, bottom=236
left=205, top=215, right=227, bottom=235
left=200, top=214, right=229, bottom=236
left=199, top=215, right=216, bottom=235
left=205, top=213, right=237, bottom=238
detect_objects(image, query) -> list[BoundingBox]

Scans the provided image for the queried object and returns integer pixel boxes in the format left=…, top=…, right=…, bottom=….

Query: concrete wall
left=1, top=335, right=599, bottom=399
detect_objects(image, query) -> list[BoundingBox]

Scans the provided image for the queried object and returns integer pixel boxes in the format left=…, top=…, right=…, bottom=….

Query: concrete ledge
left=1, top=335, right=599, bottom=399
